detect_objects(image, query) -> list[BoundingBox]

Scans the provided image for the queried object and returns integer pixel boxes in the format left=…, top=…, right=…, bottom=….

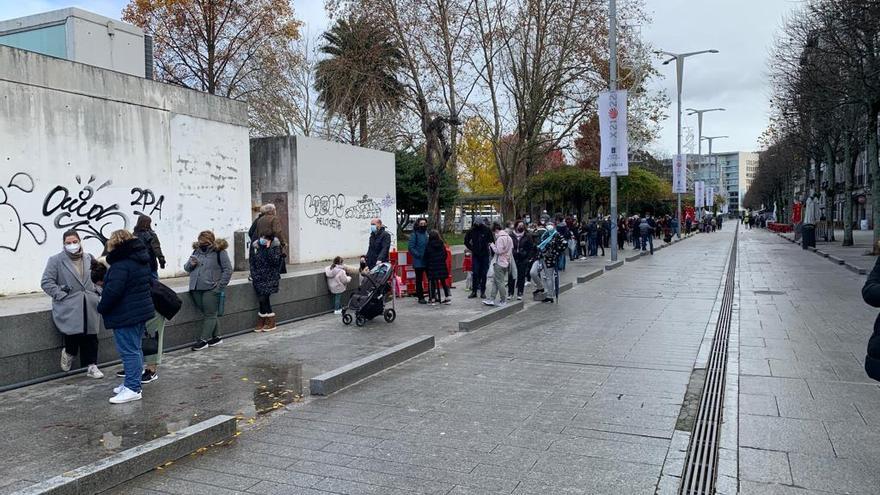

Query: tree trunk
left=824, top=143, right=836, bottom=242
left=358, top=104, right=368, bottom=147
left=843, top=135, right=855, bottom=246
left=869, top=104, right=880, bottom=253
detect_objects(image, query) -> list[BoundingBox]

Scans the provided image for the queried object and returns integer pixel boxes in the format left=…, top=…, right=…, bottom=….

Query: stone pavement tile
left=100, top=486, right=163, bottom=495
left=273, top=416, right=359, bottom=433
left=163, top=465, right=263, bottom=491
left=806, top=380, right=880, bottom=403
left=194, top=455, right=325, bottom=488
left=323, top=442, right=480, bottom=473
left=789, top=452, right=880, bottom=494
left=290, top=460, right=453, bottom=494
left=768, top=360, right=839, bottom=380
left=739, top=448, right=792, bottom=484
left=234, top=438, right=359, bottom=466
left=245, top=481, right=332, bottom=495
left=447, top=485, right=511, bottom=495
left=130, top=476, right=248, bottom=495
left=741, top=337, right=767, bottom=347
left=741, top=358, right=772, bottom=376
left=738, top=481, right=827, bottom=495
left=344, top=457, right=517, bottom=493
left=270, top=424, right=385, bottom=448
left=548, top=434, right=669, bottom=466
left=563, top=420, right=673, bottom=440
left=370, top=440, right=539, bottom=471
left=825, top=421, right=880, bottom=463
left=774, top=396, right=864, bottom=422
left=739, top=376, right=812, bottom=398
left=739, top=415, right=835, bottom=455
left=560, top=425, right=673, bottom=449
left=740, top=394, right=779, bottom=416
left=523, top=456, right=660, bottom=494
left=350, top=425, right=498, bottom=453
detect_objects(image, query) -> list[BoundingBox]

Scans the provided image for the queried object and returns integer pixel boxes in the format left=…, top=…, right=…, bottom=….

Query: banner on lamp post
left=694, top=181, right=705, bottom=208
left=599, top=90, right=629, bottom=177
left=707, top=186, right=715, bottom=208
left=672, top=154, right=688, bottom=193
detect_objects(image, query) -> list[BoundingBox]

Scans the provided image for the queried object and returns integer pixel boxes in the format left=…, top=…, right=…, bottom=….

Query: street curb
left=558, top=282, right=574, bottom=294
left=14, top=415, right=237, bottom=495
left=625, top=253, right=643, bottom=262
left=310, top=335, right=435, bottom=395
left=605, top=260, right=624, bottom=271
left=458, top=300, right=524, bottom=332
left=828, top=255, right=846, bottom=265
left=845, top=262, right=867, bottom=275
left=815, top=250, right=829, bottom=258
left=807, top=246, right=817, bottom=252
left=577, top=269, right=603, bottom=284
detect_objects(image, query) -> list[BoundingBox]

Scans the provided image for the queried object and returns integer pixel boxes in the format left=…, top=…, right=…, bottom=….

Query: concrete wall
left=0, top=45, right=250, bottom=295
left=251, top=136, right=397, bottom=264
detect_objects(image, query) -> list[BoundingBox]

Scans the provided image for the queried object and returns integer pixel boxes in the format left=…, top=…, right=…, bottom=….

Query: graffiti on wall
left=344, top=195, right=382, bottom=220
left=0, top=173, right=47, bottom=251
left=302, top=193, right=388, bottom=230
left=130, top=188, right=165, bottom=218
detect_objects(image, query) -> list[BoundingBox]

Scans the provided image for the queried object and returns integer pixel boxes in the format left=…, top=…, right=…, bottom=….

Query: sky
left=0, top=0, right=801, bottom=156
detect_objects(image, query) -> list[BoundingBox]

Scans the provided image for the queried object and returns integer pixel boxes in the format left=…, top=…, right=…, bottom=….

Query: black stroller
left=342, top=262, right=397, bottom=327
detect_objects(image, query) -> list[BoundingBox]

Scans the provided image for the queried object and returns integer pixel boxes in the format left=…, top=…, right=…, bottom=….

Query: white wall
left=293, top=136, right=396, bottom=263
left=69, top=15, right=146, bottom=78
left=0, top=45, right=250, bottom=295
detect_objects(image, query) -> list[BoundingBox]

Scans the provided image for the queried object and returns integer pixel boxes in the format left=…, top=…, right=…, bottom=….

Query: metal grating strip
left=680, top=226, right=738, bottom=495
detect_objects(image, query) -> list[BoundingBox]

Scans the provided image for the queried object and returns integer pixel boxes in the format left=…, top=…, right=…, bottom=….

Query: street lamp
left=657, top=49, right=719, bottom=237
left=701, top=135, right=728, bottom=211
left=686, top=108, right=725, bottom=156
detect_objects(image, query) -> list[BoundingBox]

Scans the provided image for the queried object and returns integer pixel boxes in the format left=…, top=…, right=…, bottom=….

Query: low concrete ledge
left=458, top=300, right=524, bottom=332
left=605, top=260, right=624, bottom=271
left=577, top=269, right=603, bottom=284
left=15, top=415, right=236, bottom=495
left=558, top=282, right=574, bottom=294
left=309, top=335, right=435, bottom=395
left=807, top=246, right=817, bottom=252
left=828, top=255, right=846, bottom=265
left=625, top=253, right=643, bottom=262
left=815, top=250, right=829, bottom=258
left=845, top=262, right=867, bottom=275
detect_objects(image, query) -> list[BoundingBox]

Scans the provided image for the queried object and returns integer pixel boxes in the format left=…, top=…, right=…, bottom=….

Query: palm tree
left=314, top=17, right=403, bottom=146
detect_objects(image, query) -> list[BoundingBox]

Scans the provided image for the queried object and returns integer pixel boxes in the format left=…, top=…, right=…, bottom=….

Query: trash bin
left=802, top=223, right=816, bottom=249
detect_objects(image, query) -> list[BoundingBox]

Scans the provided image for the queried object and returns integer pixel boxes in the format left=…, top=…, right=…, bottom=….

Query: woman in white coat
left=40, top=230, right=104, bottom=378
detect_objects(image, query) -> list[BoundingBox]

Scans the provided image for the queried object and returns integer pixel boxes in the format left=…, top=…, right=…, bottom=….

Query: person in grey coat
left=40, top=230, right=105, bottom=379
left=184, top=230, right=233, bottom=351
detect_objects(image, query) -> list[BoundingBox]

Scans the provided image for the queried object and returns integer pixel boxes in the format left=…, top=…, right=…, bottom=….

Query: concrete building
left=691, top=151, right=758, bottom=213
left=0, top=7, right=149, bottom=78
left=0, top=43, right=251, bottom=295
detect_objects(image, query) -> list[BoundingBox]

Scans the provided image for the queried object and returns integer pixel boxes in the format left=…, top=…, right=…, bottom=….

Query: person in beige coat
left=325, top=256, right=352, bottom=315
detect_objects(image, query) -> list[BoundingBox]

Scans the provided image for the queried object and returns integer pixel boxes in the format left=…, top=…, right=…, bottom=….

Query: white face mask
left=64, top=242, right=81, bottom=254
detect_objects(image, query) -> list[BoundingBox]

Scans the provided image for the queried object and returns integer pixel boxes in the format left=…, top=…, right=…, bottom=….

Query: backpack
left=150, top=280, right=183, bottom=320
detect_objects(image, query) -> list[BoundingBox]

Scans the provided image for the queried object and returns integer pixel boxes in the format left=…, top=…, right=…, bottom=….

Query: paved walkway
left=737, top=229, right=880, bottom=494
left=88, top=232, right=727, bottom=495
left=0, top=240, right=636, bottom=494
left=777, top=228, right=877, bottom=273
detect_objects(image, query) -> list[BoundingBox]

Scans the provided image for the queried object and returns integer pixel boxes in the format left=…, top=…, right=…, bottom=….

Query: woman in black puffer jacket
left=863, top=256, right=880, bottom=381
left=424, top=230, right=450, bottom=305
left=97, top=230, right=154, bottom=404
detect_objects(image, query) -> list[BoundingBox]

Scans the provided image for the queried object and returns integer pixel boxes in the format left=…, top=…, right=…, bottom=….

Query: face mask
left=64, top=243, right=80, bottom=254
left=370, top=225, right=378, bottom=233
left=547, top=225, right=555, bottom=232
left=517, top=227, right=525, bottom=233
left=259, top=238, right=269, bottom=247
left=417, top=224, right=427, bottom=232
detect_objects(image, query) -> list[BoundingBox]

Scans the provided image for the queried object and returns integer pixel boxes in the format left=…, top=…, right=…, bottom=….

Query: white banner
left=599, top=90, right=629, bottom=177
left=672, top=154, right=688, bottom=193
left=694, top=181, right=705, bottom=208
left=706, top=186, right=715, bottom=208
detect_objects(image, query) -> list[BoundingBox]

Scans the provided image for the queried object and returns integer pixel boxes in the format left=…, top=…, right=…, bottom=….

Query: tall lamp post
left=608, top=0, right=619, bottom=262
left=658, top=50, right=719, bottom=237
left=686, top=107, right=725, bottom=174
left=701, top=135, right=728, bottom=203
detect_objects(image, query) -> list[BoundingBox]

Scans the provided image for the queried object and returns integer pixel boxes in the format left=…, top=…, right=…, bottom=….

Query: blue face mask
left=370, top=224, right=378, bottom=233
left=259, top=238, right=269, bottom=247
left=547, top=225, right=556, bottom=232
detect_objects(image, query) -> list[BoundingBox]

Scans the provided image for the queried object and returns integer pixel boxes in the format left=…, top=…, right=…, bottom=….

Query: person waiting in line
left=118, top=277, right=183, bottom=384
left=185, top=230, right=232, bottom=351
left=363, top=218, right=391, bottom=270
left=424, top=230, right=451, bottom=305
left=98, top=230, right=155, bottom=404
left=535, top=222, right=568, bottom=303
left=554, top=215, right=570, bottom=271
left=326, top=256, right=353, bottom=314
left=250, top=233, right=282, bottom=332
left=133, top=215, right=165, bottom=281
left=508, top=221, right=533, bottom=301
left=639, top=217, right=654, bottom=255
left=41, top=230, right=105, bottom=379
left=408, top=218, right=429, bottom=304
left=484, top=222, right=513, bottom=307
left=252, top=203, right=286, bottom=249
left=464, top=217, right=492, bottom=299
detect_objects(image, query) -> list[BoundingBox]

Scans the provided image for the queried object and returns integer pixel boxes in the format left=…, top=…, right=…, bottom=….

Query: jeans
left=489, top=263, right=509, bottom=302
left=588, top=235, right=598, bottom=256
left=257, top=293, right=273, bottom=314
left=413, top=267, right=427, bottom=300
left=530, top=260, right=544, bottom=291
left=557, top=254, right=566, bottom=271
left=429, top=278, right=450, bottom=300
left=64, top=333, right=99, bottom=367
left=509, top=258, right=529, bottom=296
left=144, top=313, right=166, bottom=366
left=334, top=293, right=343, bottom=311
left=471, top=255, right=490, bottom=295
left=540, top=262, right=558, bottom=299
left=191, top=289, right=221, bottom=341
left=641, top=234, right=653, bottom=254
left=150, top=271, right=159, bottom=281
left=113, top=324, right=144, bottom=393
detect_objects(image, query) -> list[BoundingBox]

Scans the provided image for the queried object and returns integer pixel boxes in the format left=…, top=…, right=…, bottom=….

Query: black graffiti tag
left=304, top=194, right=345, bottom=219
left=131, top=188, right=165, bottom=219
left=344, top=195, right=382, bottom=220
left=42, top=180, right=128, bottom=245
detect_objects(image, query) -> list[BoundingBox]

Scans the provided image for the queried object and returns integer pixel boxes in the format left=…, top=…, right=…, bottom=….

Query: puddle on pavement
left=249, top=363, right=304, bottom=415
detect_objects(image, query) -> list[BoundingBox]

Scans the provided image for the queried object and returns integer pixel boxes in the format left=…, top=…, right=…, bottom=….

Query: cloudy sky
left=1, top=0, right=800, bottom=155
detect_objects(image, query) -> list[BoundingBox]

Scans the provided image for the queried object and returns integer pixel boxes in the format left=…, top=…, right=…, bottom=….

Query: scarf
left=65, top=248, right=85, bottom=279
left=538, top=230, right=558, bottom=251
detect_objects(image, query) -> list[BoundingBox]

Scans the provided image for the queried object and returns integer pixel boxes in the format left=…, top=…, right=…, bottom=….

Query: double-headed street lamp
left=686, top=108, right=725, bottom=156
left=657, top=49, right=719, bottom=237
left=702, top=135, right=728, bottom=209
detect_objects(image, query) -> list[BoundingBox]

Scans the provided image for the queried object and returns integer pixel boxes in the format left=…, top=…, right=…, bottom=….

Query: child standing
left=424, top=230, right=451, bottom=305
left=325, top=256, right=352, bottom=314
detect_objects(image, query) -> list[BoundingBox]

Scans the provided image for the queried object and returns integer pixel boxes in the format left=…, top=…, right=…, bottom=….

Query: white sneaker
left=109, top=386, right=142, bottom=404
left=113, top=383, right=125, bottom=394
left=334, top=309, right=343, bottom=315
left=60, top=349, right=73, bottom=372
left=524, top=281, right=532, bottom=287
left=86, top=364, right=104, bottom=379
left=482, top=299, right=495, bottom=306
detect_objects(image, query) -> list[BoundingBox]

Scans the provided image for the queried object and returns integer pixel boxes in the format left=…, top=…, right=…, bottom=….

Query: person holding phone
left=184, top=230, right=232, bottom=351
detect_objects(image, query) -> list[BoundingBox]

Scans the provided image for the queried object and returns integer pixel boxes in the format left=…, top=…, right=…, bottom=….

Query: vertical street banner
left=599, top=90, right=629, bottom=177
left=694, top=181, right=705, bottom=208
left=672, top=154, right=688, bottom=193
left=706, top=186, right=715, bottom=208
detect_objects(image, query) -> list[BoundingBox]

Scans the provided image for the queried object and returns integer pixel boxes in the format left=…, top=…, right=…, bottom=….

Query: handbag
left=142, top=330, right=159, bottom=357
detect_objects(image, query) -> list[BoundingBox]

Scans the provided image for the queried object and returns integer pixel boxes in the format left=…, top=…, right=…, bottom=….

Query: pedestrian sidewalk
left=778, top=228, right=876, bottom=273
left=0, top=241, right=631, bottom=494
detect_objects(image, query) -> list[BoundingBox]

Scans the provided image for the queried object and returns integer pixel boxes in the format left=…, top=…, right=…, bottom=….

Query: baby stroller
left=342, top=262, right=397, bottom=327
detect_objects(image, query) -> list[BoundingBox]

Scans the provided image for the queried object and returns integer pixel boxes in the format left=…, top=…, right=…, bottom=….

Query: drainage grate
left=680, top=226, right=738, bottom=495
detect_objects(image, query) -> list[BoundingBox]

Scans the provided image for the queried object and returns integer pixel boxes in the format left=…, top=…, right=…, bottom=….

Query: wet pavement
left=0, top=242, right=634, bottom=493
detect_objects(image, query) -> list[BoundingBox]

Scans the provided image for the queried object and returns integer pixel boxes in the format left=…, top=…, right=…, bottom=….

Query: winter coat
left=490, top=230, right=513, bottom=268
left=184, top=239, right=233, bottom=291
left=134, top=228, right=165, bottom=272
left=41, top=251, right=104, bottom=336
left=639, top=220, right=652, bottom=236
left=424, top=238, right=449, bottom=280
left=512, top=231, right=534, bottom=264
left=365, top=227, right=391, bottom=269
left=97, top=238, right=155, bottom=329
left=538, top=230, right=567, bottom=267
left=252, top=213, right=286, bottom=247
left=464, top=224, right=492, bottom=258
left=325, top=265, right=352, bottom=294
left=250, top=238, right=282, bottom=296
left=407, top=229, right=428, bottom=268
left=863, top=257, right=880, bottom=380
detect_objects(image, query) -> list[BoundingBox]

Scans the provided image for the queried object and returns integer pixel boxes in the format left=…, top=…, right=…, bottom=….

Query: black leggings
left=258, top=294, right=273, bottom=314
left=64, top=333, right=99, bottom=367
left=429, top=279, right=450, bottom=301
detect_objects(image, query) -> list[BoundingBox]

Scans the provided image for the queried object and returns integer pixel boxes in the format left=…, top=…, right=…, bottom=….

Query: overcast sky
left=1, top=0, right=800, bottom=155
